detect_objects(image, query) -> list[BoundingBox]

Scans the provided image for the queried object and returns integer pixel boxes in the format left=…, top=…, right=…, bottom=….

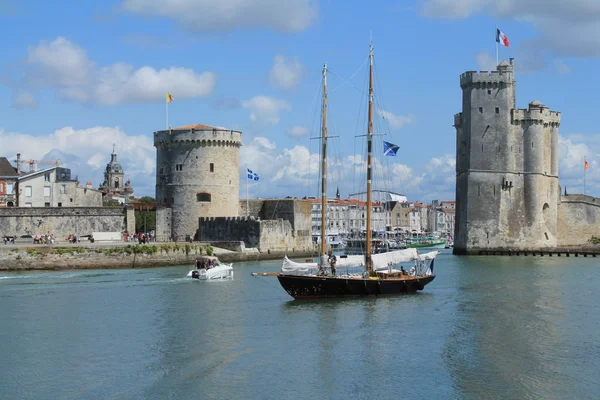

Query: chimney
left=16, top=153, right=21, bottom=174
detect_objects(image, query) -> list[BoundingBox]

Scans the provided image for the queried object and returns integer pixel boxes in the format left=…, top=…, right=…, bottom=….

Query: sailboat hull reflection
left=277, top=274, right=436, bottom=299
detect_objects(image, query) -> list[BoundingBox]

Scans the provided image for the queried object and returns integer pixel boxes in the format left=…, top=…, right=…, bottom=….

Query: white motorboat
left=186, top=255, right=233, bottom=280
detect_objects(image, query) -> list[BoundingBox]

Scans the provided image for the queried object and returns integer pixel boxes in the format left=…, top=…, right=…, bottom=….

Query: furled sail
left=282, top=249, right=440, bottom=273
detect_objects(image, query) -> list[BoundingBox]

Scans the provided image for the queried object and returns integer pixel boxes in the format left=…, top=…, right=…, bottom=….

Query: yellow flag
left=166, top=92, right=174, bottom=103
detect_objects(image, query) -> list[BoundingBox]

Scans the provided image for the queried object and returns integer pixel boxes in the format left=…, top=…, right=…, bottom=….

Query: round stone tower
left=154, top=124, right=242, bottom=240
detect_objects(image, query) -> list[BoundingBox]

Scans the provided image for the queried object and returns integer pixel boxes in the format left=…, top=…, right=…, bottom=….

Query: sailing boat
left=254, top=42, right=439, bottom=299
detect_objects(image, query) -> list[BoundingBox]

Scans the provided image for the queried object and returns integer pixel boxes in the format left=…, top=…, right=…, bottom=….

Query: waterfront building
left=0, top=157, right=19, bottom=208
left=16, top=166, right=102, bottom=207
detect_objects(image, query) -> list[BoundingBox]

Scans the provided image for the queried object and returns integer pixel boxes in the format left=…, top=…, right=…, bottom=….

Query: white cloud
left=13, top=89, right=37, bottom=109
left=421, top=0, right=600, bottom=59
left=269, top=55, right=305, bottom=89
left=253, top=137, right=276, bottom=150
left=287, top=125, right=310, bottom=138
left=376, top=110, right=414, bottom=130
left=239, top=133, right=456, bottom=201
left=0, top=126, right=156, bottom=196
left=241, top=95, right=291, bottom=127
left=554, top=59, right=571, bottom=74
left=475, top=50, right=496, bottom=71
left=15, top=37, right=216, bottom=106
left=121, top=0, right=318, bottom=33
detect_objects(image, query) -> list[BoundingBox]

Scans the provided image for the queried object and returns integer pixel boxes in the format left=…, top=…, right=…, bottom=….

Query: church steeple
left=336, top=187, right=340, bottom=200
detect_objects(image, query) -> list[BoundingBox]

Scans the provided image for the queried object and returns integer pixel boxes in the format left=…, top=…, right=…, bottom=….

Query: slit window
left=495, top=107, right=499, bottom=114
left=478, top=185, right=481, bottom=196
left=176, top=164, right=183, bottom=171
left=487, top=89, right=491, bottom=95
left=210, top=163, right=214, bottom=172
left=197, top=192, right=211, bottom=202
left=479, top=107, right=483, bottom=113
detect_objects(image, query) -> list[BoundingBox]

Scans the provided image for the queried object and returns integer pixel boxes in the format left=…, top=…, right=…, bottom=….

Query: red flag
left=585, top=160, right=589, bottom=170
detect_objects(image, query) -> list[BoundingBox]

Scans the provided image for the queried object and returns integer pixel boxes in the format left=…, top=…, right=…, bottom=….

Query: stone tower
left=454, top=59, right=561, bottom=254
left=154, top=124, right=242, bottom=240
left=105, top=148, right=124, bottom=191
left=99, top=146, right=134, bottom=203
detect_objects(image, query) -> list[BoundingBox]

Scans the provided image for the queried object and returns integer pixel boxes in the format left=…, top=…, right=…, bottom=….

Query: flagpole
left=584, top=156, right=587, bottom=195
left=495, top=25, right=499, bottom=67
left=166, top=100, right=169, bottom=130
left=246, top=168, right=249, bottom=217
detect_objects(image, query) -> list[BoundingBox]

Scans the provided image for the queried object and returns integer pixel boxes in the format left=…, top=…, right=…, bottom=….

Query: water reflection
left=444, top=256, right=572, bottom=399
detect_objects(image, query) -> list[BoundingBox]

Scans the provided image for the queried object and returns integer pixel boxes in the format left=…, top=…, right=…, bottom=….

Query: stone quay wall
left=0, top=244, right=315, bottom=271
left=0, top=207, right=131, bottom=239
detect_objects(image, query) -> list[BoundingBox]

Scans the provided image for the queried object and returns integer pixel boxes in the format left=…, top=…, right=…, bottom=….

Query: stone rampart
left=0, top=207, right=128, bottom=238
left=557, top=195, right=600, bottom=246
left=198, top=215, right=312, bottom=252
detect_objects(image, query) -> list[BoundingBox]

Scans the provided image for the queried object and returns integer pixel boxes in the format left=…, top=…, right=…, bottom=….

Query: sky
left=1, top=0, right=600, bottom=202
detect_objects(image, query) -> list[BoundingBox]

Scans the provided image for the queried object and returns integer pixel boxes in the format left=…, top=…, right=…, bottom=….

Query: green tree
left=103, top=199, right=121, bottom=207
left=135, top=196, right=156, bottom=233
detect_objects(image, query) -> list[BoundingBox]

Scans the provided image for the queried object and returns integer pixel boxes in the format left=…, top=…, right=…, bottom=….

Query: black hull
left=277, top=274, right=436, bottom=299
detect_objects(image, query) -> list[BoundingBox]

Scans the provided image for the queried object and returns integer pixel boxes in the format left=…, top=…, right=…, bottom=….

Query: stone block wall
left=0, top=207, right=127, bottom=238
left=155, top=206, right=172, bottom=242
left=557, top=195, right=600, bottom=247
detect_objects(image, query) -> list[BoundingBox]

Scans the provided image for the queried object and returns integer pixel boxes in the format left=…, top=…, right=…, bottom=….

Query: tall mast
left=320, top=63, right=328, bottom=261
left=365, top=41, right=374, bottom=275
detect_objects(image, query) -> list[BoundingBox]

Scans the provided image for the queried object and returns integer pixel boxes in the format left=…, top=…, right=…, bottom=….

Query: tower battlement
left=512, top=101, right=561, bottom=126
left=460, top=59, right=515, bottom=88
left=154, top=126, right=242, bottom=147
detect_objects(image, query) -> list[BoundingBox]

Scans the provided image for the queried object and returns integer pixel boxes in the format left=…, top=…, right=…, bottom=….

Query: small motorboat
left=186, top=255, right=233, bottom=280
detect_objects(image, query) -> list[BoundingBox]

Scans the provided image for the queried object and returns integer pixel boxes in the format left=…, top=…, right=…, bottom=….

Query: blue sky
left=1, top=0, right=599, bottom=201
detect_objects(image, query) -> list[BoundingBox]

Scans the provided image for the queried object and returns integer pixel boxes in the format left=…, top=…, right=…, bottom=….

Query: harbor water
left=1, top=250, right=599, bottom=399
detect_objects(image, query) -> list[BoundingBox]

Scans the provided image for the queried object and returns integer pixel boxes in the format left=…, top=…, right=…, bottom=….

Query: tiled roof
left=0, top=157, right=18, bottom=177
left=172, top=124, right=217, bottom=130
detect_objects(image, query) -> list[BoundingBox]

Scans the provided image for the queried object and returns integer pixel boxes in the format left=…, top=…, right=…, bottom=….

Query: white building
left=17, top=167, right=102, bottom=207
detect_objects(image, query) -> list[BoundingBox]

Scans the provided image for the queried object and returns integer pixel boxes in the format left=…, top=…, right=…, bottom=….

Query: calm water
left=1, top=250, right=599, bottom=399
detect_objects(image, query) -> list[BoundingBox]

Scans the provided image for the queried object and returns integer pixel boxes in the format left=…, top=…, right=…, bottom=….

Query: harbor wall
left=557, top=195, right=600, bottom=246
left=0, top=244, right=315, bottom=271
left=198, top=216, right=313, bottom=252
left=0, top=207, right=130, bottom=239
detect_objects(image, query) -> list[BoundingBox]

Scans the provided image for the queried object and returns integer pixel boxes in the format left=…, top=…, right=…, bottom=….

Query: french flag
left=496, top=28, right=510, bottom=47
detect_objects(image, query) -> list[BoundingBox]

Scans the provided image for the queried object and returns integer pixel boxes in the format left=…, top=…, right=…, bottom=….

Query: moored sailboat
left=253, top=42, right=438, bottom=299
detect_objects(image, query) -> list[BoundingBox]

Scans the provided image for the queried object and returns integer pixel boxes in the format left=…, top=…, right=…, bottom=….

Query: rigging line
left=328, top=69, right=367, bottom=95
left=329, top=57, right=369, bottom=93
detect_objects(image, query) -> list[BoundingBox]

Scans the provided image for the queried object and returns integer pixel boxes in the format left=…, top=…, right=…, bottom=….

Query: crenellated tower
left=454, top=59, right=561, bottom=254
left=154, top=124, right=242, bottom=240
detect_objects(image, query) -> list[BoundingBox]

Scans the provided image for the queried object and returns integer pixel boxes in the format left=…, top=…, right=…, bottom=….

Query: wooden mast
left=320, top=63, right=329, bottom=269
left=365, top=41, right=374, bottom=275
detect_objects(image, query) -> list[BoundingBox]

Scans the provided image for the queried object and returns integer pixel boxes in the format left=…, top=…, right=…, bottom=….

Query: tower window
left=479, top=107, right=483, bottom=113
left=176, top=164, right=183, bottom=171
left=197, top=192, right=211, bottom=202
left=210, top=163, right=214, bottom=172
left=487, top=90, right=491, bottom=95
left=495, top=107, right=499, bottom=114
